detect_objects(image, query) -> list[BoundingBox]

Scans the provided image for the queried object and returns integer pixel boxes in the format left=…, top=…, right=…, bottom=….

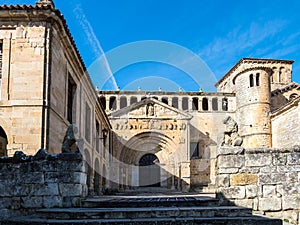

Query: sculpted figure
left=222, top=116, right=243, bottom=146
left=146, top=103, right=155, bottom=116
left=62, top=124, right=80, bottom=153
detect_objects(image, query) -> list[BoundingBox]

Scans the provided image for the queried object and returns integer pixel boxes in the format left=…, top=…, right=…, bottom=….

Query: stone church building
left=1, top=0, right=300, bottom=195
left=99, top=58, right=300, bottom=191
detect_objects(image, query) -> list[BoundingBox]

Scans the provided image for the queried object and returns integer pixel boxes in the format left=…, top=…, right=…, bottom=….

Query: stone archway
left=139, top=154, right=160, bottom=187
left=118, top=131, right=180, bottom=189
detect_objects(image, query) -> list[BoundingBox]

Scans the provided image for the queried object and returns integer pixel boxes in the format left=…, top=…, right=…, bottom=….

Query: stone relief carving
left=62, top=124, right=80, bottom=153
left=114, top=120, right=186, bottom=131
left=221, top=116, right=243, bottom=147
left=146, top=103, right=155, bottom=116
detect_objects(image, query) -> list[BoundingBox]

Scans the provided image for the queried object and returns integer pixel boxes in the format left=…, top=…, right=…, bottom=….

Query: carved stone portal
left=222, top=116, right=243, bottom=147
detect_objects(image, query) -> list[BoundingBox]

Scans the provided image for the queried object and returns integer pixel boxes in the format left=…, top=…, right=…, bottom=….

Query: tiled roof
left=271, top=82, right=300, bottom=96
left=0, top=4, right=87, bottom=73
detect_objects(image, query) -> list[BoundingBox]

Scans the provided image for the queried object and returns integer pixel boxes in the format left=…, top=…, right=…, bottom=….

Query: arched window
left=120, top=96, right=127, bottom=109
left=162, top=97, right=168, bottom=105
left=182, top=97, right=188, bottom=110
left=192, top=97, right=199, bottom=110
left=130, top=96, right=137, bottom=105
left=109, top=96, right=117, bottom=110
left=141, top=96, right=147, bottom=101
left=279, top=67, right=284, bottom=83
left=153, top=96, right=158, bottom=100
left=249, top=74, right=254, bottom=87
left=172, top=97, right=178, bottom=109
left=222, top=98, right=228, bottom=111
left=256, top=73, right=260, bottom=86
left=212, top=98, right=218, bottom=111
left=202, top=98, right=208, bottom=111
left=99, top=96, right=106, bottom=109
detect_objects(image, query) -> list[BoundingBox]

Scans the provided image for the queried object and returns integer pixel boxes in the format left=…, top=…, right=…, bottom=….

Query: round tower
left=234, top=67, right=272, bottom=148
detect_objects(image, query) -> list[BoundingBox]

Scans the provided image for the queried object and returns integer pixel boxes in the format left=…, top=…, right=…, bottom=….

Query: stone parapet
left=216, top=146, right=300, bottom=224
left=0, top=150, right=87, bottom=219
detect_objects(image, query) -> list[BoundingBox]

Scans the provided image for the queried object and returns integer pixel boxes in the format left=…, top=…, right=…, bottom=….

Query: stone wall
left=271, top=98, right=300, bottom=148
left=216, top=147, right=300, bottom=224
left=0, top=150, right=87, bottom=219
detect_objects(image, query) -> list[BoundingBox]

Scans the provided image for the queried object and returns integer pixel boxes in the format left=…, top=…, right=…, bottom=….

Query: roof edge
left=215, top=58, right=295, bottom=87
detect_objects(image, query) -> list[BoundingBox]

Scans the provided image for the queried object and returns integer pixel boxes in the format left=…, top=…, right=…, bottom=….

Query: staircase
left=1, top=190, right=282, bottom=225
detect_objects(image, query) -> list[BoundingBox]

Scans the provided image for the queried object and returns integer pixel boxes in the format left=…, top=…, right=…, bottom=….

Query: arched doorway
left=139, top=154, right=160, bottom=187
left=0, top=126, right=7, bottom=157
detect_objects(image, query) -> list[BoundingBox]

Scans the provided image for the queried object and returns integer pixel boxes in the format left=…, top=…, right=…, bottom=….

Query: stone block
left=259, top=197, right=282, bottom=211
left=282, top=196, right=300, bottom=210
left=260, top=166, right=277, bottom=173
left=216, top=174, right=230, bottom=187
left=44, top=172, right=73, bottom=183
left=218, top=168, right=239, bottom=174
left=23, top=172, right=44, bottom=183
left=0, top=183, right=13, bottom=197
left=230, top=174, right=258, bottom=186
left=31, top=183, right=59, bottom=196
left=263, top=185, right=276, bottom=198
left=11, top=197, right=21, bottom=210
left=73, top=172, right=87, bottom=184
left=234, top=199, right=253, bottom=208
left=222, top=186, right=245, bottom=199
left=239, top=167, right=260, bottom=174
left=43, top=196, right=62, bottom=208
left=21, top=196, right=43, bottom=208
left=245, top=153, right=272, bottom=167
left=282, top=183, right=300, bottom=195
left=0, top=198, right=12, bottom=208
left=59, top=184, right=83, bottom=196
left=272, top=153, right=287, bottom=166
left=287, top=153, right=300, bottom=165
left=259, top=173, right=286, bottom=184
left=246, top=184, right=258, bottom=198
left=217, top=147, right=244, bottom=155
left=217, top=155, right=244, bottom=168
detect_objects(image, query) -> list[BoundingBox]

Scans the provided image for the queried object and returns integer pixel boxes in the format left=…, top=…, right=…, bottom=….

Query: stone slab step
left=35, top=206, right=253, bottom=219
left=1, top=216, right=282, bottom=225
left=83, top=196, right=219, bottom=208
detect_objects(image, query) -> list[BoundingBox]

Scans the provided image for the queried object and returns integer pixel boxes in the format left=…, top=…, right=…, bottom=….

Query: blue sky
left=4, top=0, right=300, bottom=91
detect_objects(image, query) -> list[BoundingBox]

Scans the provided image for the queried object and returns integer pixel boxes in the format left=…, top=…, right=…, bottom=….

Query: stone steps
left=2, top=216, right=282, bottom=225
left=35, top=206, right=253, bottom=219
left=83, top=196, right=219, bottom=208
left=0, top=194, right=283, bottom=224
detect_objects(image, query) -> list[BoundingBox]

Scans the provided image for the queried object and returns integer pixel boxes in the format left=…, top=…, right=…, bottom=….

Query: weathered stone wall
left=0, top=151, right=87, bottom=219
left=271, top=99, right=300, bottom=148
left=216, top=147, right=300, bottom=224
left=0, top=24, right=46, bottom=156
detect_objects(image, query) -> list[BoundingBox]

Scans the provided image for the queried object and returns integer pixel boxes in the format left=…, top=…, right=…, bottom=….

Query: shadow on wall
left=190, top=125, right=217, bottom=191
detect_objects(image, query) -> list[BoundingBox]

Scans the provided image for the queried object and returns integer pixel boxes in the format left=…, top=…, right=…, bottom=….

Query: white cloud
left=198, top=19, right=297, bottom=78
left=73, top=4, right=118, bottom=89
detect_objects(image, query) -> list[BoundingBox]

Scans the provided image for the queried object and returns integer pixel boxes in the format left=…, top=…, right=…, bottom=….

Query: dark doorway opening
left=139, top=154, right=160, bottom=187
left=0, top=126, right=7, bottom=157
